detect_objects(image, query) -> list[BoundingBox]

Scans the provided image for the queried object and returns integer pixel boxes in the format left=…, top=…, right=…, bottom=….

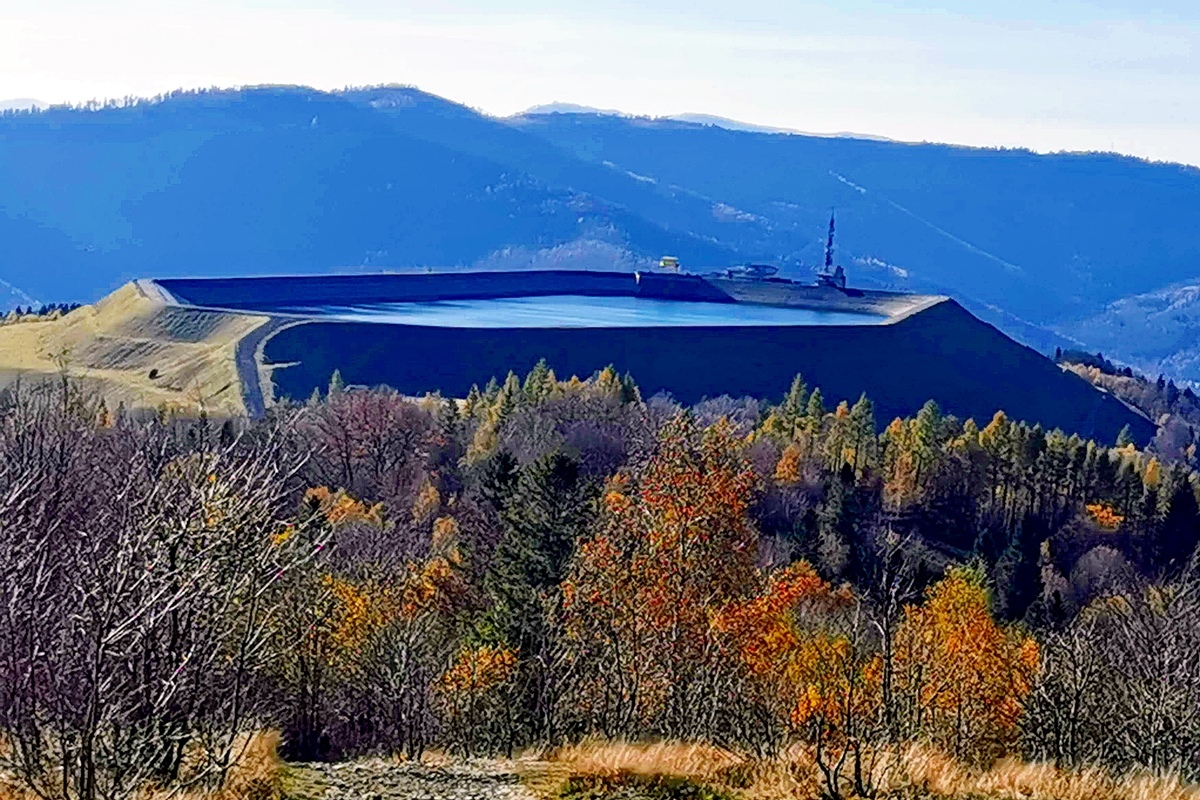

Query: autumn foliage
left=1085, top=502, right=1124, bottom=529
left=892, top=567, right=1040, bottom=761
left=6, top=365, right=1200, bottom=800
left=562, top=415, right=760, bottom=738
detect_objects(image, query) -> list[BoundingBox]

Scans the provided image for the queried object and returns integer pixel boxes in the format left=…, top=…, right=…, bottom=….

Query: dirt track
left=287, top=758, right=545, bottom=800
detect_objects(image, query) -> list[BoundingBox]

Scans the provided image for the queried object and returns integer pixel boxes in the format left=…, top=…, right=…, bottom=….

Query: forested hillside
left=513, top=112, right=1200, bottom=332
left=3, top=366, right=1200, bottom=799
left=0, top=87, right=733, bottom=302
left=4, top=85, right=1200, bottom=380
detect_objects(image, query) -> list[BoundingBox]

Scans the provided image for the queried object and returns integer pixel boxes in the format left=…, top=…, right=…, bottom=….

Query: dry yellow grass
left=0, top=732, right=282, bottom=800
left=895, top=745, right=1200, bottom=800
left=550, top=739, right=746, bottom=783
left=0, top=283, right=267, bottom=416
left=547, top=740, right=1200, bottom=800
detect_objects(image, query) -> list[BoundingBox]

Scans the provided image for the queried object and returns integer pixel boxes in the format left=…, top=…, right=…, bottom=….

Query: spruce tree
left=619, top=372, right=642, bottom=405
left=994, top=515, right=1044, bottom=621
left=848, top=393, right=876, bottom=474
left=482, top=452, right=595, bottom=741
left=816, top=464, right=862, bottom=581
left=463, top=384, right=482, bottom=419
left=483, top=376, right=501, bottom=405
left=496, top=371, right=522, bottom=419
left=783, top=374, right=808, bottom=418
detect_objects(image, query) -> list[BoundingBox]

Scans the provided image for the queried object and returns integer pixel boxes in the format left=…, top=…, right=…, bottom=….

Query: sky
left=2, top=0, right=1198, bottom=165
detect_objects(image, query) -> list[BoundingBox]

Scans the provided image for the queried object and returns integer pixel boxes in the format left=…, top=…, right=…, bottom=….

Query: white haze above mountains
left=0, top=99, right=47, bottom=111
left=520, top=104, right=896, bottom=141
left=5, top=0, right=1199, bottom=165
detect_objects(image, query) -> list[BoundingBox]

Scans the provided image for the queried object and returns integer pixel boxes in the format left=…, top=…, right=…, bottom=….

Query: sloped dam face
left=154, top=271, right=1153, bottom=444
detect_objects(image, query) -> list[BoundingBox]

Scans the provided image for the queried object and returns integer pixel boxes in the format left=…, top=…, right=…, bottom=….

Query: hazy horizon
left=3, top=0, right=1198, bottom=166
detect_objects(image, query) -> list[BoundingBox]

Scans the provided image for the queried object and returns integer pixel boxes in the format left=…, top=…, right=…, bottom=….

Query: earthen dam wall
left=151, top=271, right=1154, bottom=444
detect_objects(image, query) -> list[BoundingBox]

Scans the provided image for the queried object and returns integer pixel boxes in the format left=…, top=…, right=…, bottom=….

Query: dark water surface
left=279, top=294, right=887, bottom=328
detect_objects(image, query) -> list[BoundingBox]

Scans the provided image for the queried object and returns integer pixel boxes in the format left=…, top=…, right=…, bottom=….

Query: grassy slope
left=0, top=282, right=266, bottom=415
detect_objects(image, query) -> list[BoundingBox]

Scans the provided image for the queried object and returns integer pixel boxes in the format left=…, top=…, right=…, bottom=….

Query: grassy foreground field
left=51, top=737, right=1186, bottom=800
left=0, top=283, right=266, bottom=416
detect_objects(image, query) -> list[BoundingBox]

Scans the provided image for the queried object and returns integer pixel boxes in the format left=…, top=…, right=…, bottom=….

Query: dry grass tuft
left=551, top=739, right=746, bottom=784
left=896, top=744, right=1200, bottom=800
left=545, top=739, right=1200, bottom=800
left=0, top=732, right=283, bottom=800
left=192, top=730, right=283, bottom=800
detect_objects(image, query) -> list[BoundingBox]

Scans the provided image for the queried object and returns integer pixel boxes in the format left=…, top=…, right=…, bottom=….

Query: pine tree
left=805, top=387, right=825, bottom=420
left=523, top=359, right=553, bottom=404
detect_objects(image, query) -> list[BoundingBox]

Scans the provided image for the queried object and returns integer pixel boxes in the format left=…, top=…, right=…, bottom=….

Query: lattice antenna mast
left=824, top=209, right=836, bottom=269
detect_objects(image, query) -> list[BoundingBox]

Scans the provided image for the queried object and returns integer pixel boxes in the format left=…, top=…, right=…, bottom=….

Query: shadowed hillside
left=0, top=87, right=734, bottom=303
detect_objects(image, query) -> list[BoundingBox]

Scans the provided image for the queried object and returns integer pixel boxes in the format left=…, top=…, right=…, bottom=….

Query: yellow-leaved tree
left=892, top=566, right=1040, bottom=762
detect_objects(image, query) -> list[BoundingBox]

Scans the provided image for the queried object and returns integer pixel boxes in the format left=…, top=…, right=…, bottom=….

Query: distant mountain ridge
left=2, top=84, right=1200, bottom=380
left=666, top=113, right=895, bottom=141
left=0, top=98, right=47, bottom=112
left=520, top=105, right=899, bottom=140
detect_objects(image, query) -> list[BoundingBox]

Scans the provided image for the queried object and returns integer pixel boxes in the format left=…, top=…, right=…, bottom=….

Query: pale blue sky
left=3, top=0, right=1198, bottom=164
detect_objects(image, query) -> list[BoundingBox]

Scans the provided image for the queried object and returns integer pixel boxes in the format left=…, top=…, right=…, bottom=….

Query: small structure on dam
left=147, top=267, right=1153, bottom=444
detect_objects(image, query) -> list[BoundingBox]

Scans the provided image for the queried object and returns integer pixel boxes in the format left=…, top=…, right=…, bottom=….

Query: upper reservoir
left=277, top=295, right=889, bottom=329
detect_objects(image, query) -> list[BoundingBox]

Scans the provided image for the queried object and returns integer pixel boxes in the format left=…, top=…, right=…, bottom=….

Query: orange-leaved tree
left=561, top=414, right=760, bottom=739
left=714, top=561, right=883, bottom=798
left=892, top=565, right=1039, bottom=762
